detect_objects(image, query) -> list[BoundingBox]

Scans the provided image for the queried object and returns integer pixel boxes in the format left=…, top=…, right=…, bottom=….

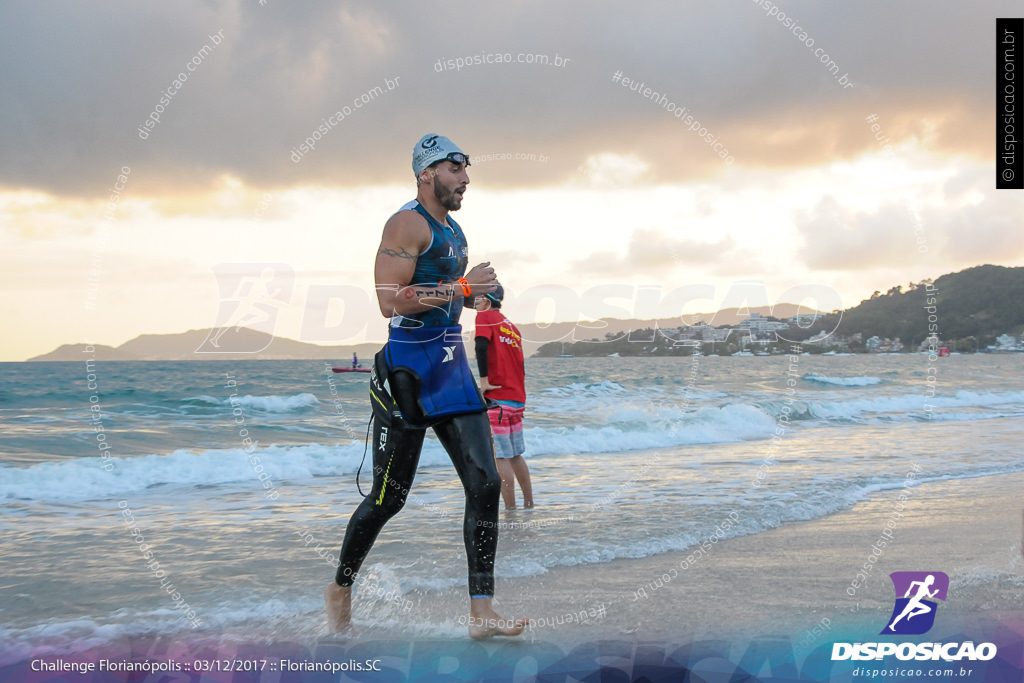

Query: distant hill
left=31, top=344, right=140, bottom=361
left=30, top=268, right=1022, bottom=361
left=536, top=265, right=1024, bottom=356
left=27, top=305, right=811, bottom=361
left=800, top=264, right=1024, bottom=349
left=29, top=329, right=382, bottom=362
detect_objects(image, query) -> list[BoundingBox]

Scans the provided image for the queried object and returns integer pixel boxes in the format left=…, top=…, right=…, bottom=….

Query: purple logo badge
left=881, top=571, right=949, bottom=635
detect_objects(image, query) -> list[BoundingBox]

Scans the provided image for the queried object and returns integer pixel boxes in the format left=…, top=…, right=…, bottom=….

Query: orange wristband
left=458, top=277, right=472, bottom=296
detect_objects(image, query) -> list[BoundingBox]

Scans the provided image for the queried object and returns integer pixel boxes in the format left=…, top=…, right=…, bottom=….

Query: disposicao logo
left=196, top=263, right=295, bottom=354
left=881, top=571, right=947, bottom=635
left=832, top=571, right=997, bottom=662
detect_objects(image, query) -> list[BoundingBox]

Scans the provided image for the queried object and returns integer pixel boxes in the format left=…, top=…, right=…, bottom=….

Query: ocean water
left=0, top=353, right=1022, bottom=661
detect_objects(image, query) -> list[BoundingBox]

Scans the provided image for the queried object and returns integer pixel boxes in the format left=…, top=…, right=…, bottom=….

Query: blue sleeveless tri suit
left=391, top=200, right=469, bottom=328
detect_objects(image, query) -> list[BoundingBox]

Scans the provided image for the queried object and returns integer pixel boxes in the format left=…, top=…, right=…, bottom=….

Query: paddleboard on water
left=332, top=367, right=371, bottom=373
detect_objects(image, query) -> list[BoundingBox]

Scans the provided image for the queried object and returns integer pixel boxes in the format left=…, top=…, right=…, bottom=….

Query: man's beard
left=433, top=179, right=463, bottom=211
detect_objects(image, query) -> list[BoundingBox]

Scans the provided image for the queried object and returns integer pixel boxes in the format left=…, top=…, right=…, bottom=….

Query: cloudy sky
left=2, top=1, right=1021, bottom=361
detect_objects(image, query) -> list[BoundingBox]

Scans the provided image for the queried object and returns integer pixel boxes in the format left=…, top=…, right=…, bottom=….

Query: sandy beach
left=358, top=470, right=1024, bottom=654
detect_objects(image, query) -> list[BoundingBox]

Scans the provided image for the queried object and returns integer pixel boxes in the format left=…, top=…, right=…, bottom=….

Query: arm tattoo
left=413, top=286, right=455, bottom=299
left=379, top=246, right=416, bottom=260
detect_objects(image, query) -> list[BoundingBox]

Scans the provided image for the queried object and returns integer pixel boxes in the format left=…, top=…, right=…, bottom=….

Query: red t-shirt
left=474, top=309, right=526, bottom=404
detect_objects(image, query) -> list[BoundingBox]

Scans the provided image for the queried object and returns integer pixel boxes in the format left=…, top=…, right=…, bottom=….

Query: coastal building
left=738, top=313, right=791, bottom=335
left=700, top=326, right=734, bottom=342
left=788, top=313, right=824, bottom=326
left=865, top=336, right=903, bottom=352
left=805, top=331, right=853, bottom=351
left=990, top=334, right=1024, bottom=352
left=675, top=323, right=735, bottom=343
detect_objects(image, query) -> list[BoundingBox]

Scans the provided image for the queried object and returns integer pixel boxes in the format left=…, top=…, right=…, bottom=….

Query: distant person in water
left=352, top=352, right=359, bottom=369
left=473, top=285, right=533, bottom=509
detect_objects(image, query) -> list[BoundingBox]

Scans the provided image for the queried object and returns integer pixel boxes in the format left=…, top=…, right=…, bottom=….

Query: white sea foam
left=0, top=409, right=769, bottom=501
left=186, top=392, right=320, bottom=412
left=225, top=392, right=321, bottom=412
left=0, top=442, right=445, bottom=502
left=7, top=385, right=1023, bottom=502
left=801, top=390, right=1024, bottom=421
left=802, top=373, right=885, bottom=386
left=527, top=403, right=777, bottom=455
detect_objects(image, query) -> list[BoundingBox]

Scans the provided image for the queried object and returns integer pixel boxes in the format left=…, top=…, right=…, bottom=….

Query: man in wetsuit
left=325, top=134, right=528, bottom=638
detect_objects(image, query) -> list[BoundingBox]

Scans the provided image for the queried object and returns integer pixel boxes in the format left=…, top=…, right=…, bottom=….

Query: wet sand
left=348, top=471, right=1024, bottom=653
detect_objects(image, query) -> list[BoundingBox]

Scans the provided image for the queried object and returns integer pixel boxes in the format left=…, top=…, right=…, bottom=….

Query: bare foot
left=324, top=583, right=352, bottom=633
left=467, top=598, right=529, bottom=639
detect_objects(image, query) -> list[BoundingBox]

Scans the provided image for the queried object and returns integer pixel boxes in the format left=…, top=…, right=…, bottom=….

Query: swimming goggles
left=441, top=152, right=471, bottom=167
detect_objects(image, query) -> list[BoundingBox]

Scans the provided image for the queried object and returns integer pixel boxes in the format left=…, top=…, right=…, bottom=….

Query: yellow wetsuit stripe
left=375, top=453, right=394, bottom=506
left=370, top=389, right=389, bottom=412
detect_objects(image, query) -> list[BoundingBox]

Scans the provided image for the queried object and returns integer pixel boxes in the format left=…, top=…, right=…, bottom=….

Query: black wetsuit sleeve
left=475, top=337, right=489, bottom=377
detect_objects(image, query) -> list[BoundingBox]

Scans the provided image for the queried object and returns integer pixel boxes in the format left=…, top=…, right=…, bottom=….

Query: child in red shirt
left=473, top=285, right=533, bottom=508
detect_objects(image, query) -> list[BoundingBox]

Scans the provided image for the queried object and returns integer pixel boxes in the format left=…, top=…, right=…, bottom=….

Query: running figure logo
left=881, top=571, right=949, bottom=635
left=196, top=263, right=295, bottom=353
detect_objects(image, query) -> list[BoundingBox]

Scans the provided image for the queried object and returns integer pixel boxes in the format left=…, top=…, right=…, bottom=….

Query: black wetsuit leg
left=335, top=417, right=424, bottom=586
left=432, top=410, right=502, bottom=597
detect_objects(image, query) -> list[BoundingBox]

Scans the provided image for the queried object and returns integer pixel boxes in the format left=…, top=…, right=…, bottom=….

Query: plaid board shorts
left=487, top=404, right=525, bottom=459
